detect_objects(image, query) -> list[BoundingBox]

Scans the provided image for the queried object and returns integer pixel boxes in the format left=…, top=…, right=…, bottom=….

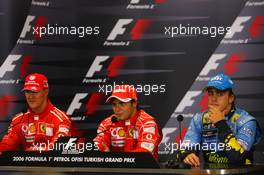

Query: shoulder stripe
left=12, top=112, right=29, bottom=122
left=50, top=110, right=63, bottom=122
left=53, top=107, right=71, bottom=123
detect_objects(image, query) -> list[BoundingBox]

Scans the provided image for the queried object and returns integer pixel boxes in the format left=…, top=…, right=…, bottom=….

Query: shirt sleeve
left=50, top=119, right=72, bottom=144
left=0, top=120, right=22, bottom=152
left=180, top=114, right=202, bottom=159
left=133, top=119, right=162, bottom=154
left=215, top=119, right=257, bottom=163
left=93, top=120, right=111, bottom=152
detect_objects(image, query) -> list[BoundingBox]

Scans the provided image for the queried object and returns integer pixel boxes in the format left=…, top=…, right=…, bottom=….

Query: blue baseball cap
left=205, top=73, right=234, bottom=91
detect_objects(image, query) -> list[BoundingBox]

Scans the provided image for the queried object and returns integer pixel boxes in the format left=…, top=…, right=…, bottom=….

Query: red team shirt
left=0, top=100, right=73, bottom=152
left=94, top=110, right=163, bottom=160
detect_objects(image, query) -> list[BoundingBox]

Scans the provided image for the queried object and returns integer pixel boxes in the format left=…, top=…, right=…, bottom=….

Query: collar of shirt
left=124, top=110, right=140, bottom=126
left=28, top=100, right=54, bottom=120
left=225, top=106, right=236, bottom=120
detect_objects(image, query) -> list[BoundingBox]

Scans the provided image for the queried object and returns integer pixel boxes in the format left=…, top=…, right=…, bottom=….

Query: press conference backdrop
left=0, top=0, right=264, bottom=162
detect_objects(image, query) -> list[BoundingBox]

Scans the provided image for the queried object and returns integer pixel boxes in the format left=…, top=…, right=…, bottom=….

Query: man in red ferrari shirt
left=93, top=84, right=163, bottom=160
left=0, top=73, right=76, bottom=152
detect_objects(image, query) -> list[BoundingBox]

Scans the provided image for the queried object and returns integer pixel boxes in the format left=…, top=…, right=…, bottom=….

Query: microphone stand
left=166, top=115, right=190, bottom=169
left=177, top=114, right=183, bottom=163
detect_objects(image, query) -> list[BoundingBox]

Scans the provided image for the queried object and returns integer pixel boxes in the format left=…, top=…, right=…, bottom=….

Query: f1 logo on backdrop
left=225, top=16, right=251, bottom=39
left=18, top=15, right=48, bottom=44
left=0, top=54, right=32, bottom=79
left=66, top=93, right=104, bottom=119
left=104, top=19, right=152, bottom=46
left=223, top=16, right=264, bottom=44
left=173, top=52, right=244, bottom=117
left=83, top=55, right=128, bottom=83
left=0, top=55, right=22, bottom=78
left=85, top=56, right=110, bottom=78
left=67, top=93, right=88, bottom=116
left=198, top=53, right=245, bottom=79
left=20, top=16, right=36, bottom=39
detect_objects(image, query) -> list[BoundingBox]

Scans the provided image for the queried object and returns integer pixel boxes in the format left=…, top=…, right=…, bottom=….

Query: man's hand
left=183, top=153, right=200, bottom=167
left=207, top=105, right=225, bottom=124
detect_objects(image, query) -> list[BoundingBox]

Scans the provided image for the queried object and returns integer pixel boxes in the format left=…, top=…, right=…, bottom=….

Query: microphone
left=176, top=115, right=184, bottom=164
left=177, top=115, right=183, bottom=148
left=166, top=114, right=191, bottom=169
left=96, top=116, right=118, bottom=136
left=93, top=116, right=119, bottom=151
left=111, top=116, right=118, bottom=123
left=177, top=114, right=183, bottom=122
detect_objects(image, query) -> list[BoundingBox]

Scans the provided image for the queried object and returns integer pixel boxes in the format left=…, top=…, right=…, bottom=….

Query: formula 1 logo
left=199, top=54, right=227, bottom=77
left=104, top=19, right=152, bottom=46
left=0, top=54, right=31, bottom=80
left=127, top=0, right=167, bottom=9
left=197, top=53, right=245, bottom=80
left=170, top=52, right=244, bottom=118
left=225, top=16, right=251, bottom=39
left=18, top=15, right=48, bottom=44
left=66, top=92, right=105, bottom=119
left=0, top=55, right=22, bottom=78
left=222, top=16, right=264, bottom=44
left=82, top=55, right=128, bottom=83
left=0, top=54, right=32, bottom=87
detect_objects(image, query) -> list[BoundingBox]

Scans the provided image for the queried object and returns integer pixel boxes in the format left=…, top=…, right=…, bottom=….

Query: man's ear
left=132, top=101, right=137, bottom=108
left=44, top=88, right=49, bottom=96
left=229, top=93, right=235, bottom=104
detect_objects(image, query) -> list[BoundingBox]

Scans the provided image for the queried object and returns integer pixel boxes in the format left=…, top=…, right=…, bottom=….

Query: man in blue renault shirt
left=180, top=73, right=262, bottom=167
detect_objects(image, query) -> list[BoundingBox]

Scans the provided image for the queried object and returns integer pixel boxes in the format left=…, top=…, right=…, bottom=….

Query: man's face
left=111, top=99, right=137, bottom=121
left=24, top=89, right=48, bottom=113
left=207, top=88, right=234, bottom=113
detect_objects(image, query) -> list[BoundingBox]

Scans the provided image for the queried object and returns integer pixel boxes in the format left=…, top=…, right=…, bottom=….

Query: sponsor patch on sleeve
left=143, top=127, right=156, bottom=134
left=58, top=125, right=69, bottom=134
left=237, top=138, right=249, bottom=151
left=140, top=142, right=155, bottom=152
left=241, top=127, right=254, bottom=137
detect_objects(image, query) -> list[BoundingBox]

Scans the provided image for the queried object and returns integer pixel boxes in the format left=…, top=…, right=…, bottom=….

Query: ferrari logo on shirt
left=39, top=123, right=46, bottom=133
left=38, top=122, right=54, bottom=136
left=128, top=128, right=134, bottom=137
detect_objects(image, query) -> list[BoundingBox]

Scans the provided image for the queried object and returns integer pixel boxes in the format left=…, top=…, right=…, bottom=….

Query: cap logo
left=29, top=75, right=36, bottom=80
left=211, top=75, right=222, bottom=81
left=113, top=89, right=127, bottom=93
